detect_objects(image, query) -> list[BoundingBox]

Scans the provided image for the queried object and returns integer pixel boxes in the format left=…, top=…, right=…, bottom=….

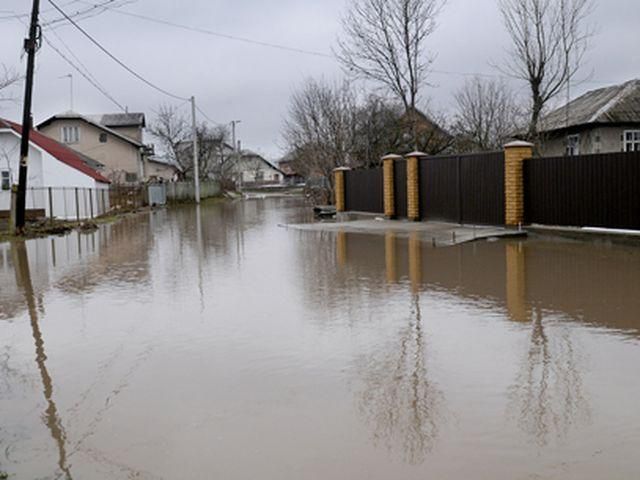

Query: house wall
left=0, top=131, right=44, bottom=211
left=0, top=130, right=109, bottom=220
left=38, top=119, right=143, bottom=184
left=540, top=124, right=640, bottom=156
left=109, top=125, right=143, bottom=143
left=234, top=157, right=283, bottom=185
left=146, top=162, right=177, bottom=181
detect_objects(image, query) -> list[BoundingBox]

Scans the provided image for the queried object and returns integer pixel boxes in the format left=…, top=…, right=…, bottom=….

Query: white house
left=232, top=150, right=285, bottom=187
left=0, top=118, right=110, bottom=220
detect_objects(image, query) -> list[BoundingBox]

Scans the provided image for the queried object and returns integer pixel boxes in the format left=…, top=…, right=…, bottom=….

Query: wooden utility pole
left=14, top=0, right=41, bottom=234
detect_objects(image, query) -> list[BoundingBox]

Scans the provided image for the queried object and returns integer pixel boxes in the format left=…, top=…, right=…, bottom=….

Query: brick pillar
left=406, top=152, right=425, bottom=222
left=504, top=141, right=534, bottom=226
left=333, top=167, right=350, bottom=212
left=382, top=154, right=401, bottom=219
left=505, top=242, right=529, bottom=322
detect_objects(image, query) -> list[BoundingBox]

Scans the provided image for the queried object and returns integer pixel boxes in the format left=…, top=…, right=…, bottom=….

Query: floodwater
left=1, top=198, right=640, bottom=480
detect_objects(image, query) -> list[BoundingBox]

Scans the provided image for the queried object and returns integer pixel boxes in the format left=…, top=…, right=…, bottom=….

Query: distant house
left=232, top=150, right=285, bottom=187
left=278, top=154, right=305, bottom=186
left=399, top=108, right=454, bottom=155
left=539, top=79, right=640, bottom=156
left=146, top=156, right=181, bottom=182
left=0, top=118, right=110, bottom=219
left=37, top=112, right=153, bottom=184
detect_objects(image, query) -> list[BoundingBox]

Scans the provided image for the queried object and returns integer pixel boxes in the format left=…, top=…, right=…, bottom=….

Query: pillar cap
left=504, top=140, right=534, bottom=149
left=381, top=154, right=403, bottom=161
left=405, top=151, right=427, bottom=158
left=333, top=166, right=351, bottom=172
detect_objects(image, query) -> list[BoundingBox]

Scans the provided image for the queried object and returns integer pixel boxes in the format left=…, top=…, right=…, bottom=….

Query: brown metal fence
left=420, top=152, right=505, bottom=225
left=344, top=168, right=384, bottom=214
left=524, top=151, right=640, bottom=230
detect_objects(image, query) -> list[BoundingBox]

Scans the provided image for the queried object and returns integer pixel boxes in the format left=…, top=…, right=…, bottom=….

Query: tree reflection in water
left=509, top=309, right=591, bottom=447
left=357, top=233, right=444, bottom=465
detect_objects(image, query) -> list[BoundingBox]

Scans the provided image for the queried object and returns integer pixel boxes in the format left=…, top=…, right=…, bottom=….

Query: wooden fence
left=524, top=151, right=640, bottom=230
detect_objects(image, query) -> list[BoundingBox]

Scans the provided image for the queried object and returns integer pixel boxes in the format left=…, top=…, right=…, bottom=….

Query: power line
left=43, top=0, right=138, bottom=29
left=195, top=105, right=222, bottom=127
left=43, top=35, right=127, bottom=111
left=46, top=0, right=188, bottom=101
left=0, top=0, right=81, bottom=21
left=78, top=2, right=335, bottom=59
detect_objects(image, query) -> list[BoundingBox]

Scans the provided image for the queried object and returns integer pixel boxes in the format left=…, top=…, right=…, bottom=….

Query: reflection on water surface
left=1, top=198, right=639, bottom=479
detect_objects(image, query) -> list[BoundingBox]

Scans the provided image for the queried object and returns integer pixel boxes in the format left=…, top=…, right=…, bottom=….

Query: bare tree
left=149, top=105, right=232, bottom=183
left=283, top=78, right=358, bottom=202
left=148, top=104, right=190, bottom=169
left=452, top=77, right=523, bottom=152
left=0, top=65, right=21, bottom=104
left=337, top=0, right=445, bottom=124
left=499, top=0, right=594, bottom=141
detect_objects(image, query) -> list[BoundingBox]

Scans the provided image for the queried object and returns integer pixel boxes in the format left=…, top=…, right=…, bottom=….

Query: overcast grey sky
left=0, top=0, right=638, bottom=159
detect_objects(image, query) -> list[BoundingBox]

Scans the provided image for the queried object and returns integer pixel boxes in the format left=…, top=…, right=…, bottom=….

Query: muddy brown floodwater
left=1, top=198, right=640, bottom=479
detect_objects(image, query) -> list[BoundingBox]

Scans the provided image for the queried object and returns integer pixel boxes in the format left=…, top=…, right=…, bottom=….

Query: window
left=623, top=130, right=640, bottom=152
left=99, top=133, right=108, bottom=143
left=61, top=126, right=80, bottom=144
left=125, top=172, right=138, bottom=183
left=255, top=170, right=264, bottom=182
left=273, top=174, right=280, bottom=182
left=1, top=171, right=10, bottom=191
left=566, top=134, right=580, bottom=156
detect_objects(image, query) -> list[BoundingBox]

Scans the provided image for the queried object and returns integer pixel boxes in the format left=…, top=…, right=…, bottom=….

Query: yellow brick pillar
left=382, top=154, right=401, bottom=219
left=333, top=167, right=350, bottom=212
left=405, top=152, right=425, bottom=222
left=504, top=141, right=534, bottom=227
left=505, top=242, right=529, bottom=322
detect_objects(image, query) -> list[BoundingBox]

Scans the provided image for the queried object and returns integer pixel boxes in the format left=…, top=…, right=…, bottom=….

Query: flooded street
left=1, top=198, right=640, bottom=479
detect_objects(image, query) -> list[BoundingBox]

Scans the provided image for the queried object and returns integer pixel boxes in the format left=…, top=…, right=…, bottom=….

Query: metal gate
left=147, top=184, right=167, bottom=206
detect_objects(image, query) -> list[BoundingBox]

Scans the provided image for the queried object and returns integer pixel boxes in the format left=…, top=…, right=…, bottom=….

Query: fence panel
left=420, top=152, right=505, bottom=225
left=420, top=155, right=460, bottom=222
left=394, top=159, right=408, bottom=218
left=345, top=168, right=383, bottom=214
left=460, top=152, right=505, bottom=225
left=524, top=151, right=640, bottom=230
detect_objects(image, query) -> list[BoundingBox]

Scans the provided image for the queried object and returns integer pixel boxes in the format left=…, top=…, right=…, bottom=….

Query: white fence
left=9, top=187, right=112, bottom=221
left=165, top=181, right=221, bottom=202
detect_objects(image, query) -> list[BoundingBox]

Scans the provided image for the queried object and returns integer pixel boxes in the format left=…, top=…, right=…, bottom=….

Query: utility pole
left=231, top=120, right=242, bottom=156
left=191, top=96, right=201, bottom=204
left=14, top=0, right=41, bottom=234
left=231, top=120, right=241, bottom=189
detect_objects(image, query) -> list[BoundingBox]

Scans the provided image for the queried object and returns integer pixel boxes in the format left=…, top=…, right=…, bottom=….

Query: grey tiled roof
left=86, top=113, right=146, bottom=128
left=541, top=79, right=640, bottom=132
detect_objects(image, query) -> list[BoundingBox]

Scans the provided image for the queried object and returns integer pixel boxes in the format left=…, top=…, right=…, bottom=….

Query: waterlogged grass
left=0, top=209, right=143, bottom=244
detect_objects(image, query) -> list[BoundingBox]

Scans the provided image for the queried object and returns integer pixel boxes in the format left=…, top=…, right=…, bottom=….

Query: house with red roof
left=0, top=118, right=110, bottom=220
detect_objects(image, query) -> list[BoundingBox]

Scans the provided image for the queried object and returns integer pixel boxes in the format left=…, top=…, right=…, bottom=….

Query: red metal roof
left=0, top=118, right=110, bottom=184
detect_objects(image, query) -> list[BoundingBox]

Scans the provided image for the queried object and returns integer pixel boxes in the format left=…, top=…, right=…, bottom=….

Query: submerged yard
left=1, top=197, right=639, bottom=479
